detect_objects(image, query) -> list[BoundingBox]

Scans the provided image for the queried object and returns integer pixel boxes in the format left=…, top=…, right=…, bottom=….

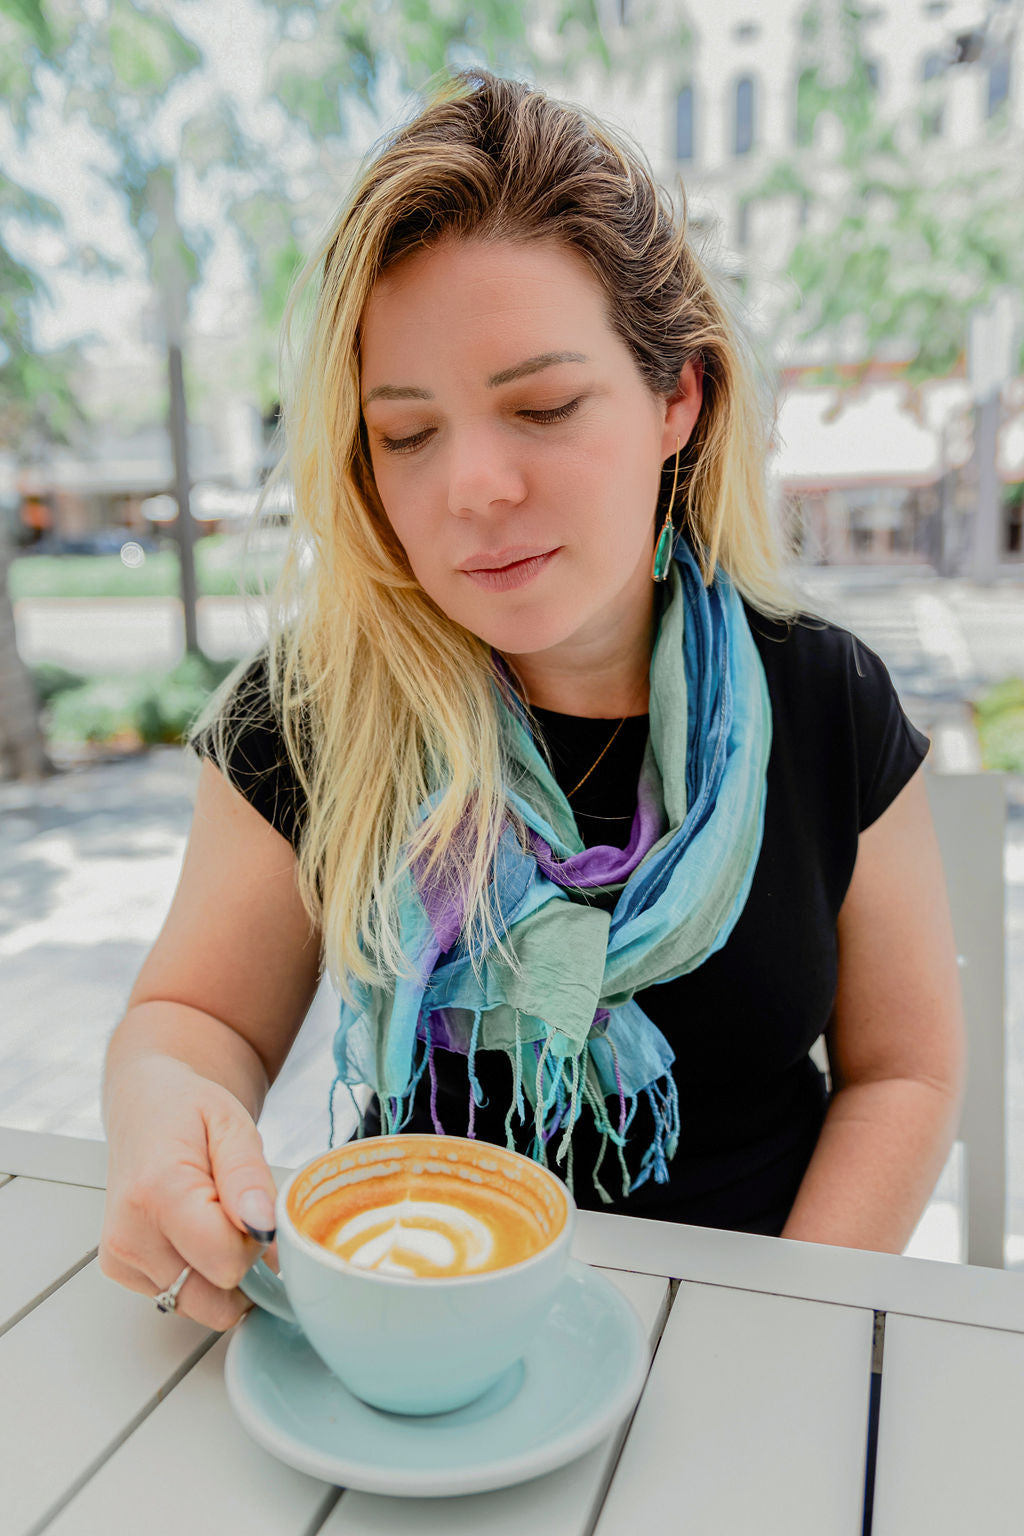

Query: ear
left=660, top=355, right=704, bottom=460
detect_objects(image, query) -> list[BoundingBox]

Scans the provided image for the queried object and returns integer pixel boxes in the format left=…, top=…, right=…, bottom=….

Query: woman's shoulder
left=190, top=648, right=279, bottom=750
left=742, top=599, right=930, bottom=831
left=743, top=601, right=895, bottom=710
left=188, top=648, right=308, bottom=847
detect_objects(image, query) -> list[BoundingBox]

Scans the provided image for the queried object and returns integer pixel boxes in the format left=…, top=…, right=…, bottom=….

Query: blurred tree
left=216, top=0, right=632, bottom=419
left=0, top=0, right=77, bottom=778
left=1, top=0, right=634, bottom=773
left=743, top=0, right=1024, bottom=392
left=2, top=1, right=627, bottom=661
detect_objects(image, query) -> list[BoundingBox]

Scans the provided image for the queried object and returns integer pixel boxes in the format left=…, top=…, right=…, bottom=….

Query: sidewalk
left=0, top=749, right=354, bottom=1168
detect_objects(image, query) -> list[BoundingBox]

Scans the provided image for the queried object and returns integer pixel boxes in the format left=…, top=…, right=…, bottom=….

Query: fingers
left=99, top=1217, right=257, bottom=1332
left=98, top=1070, right=280, bottom=1331
left=205, top=1099, right=279, bottom=1245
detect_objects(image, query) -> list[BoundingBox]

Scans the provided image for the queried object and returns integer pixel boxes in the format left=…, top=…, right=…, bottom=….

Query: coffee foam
left=323, top=1196, right=495, bottom=1277
left=288, top=1136, right=567, bottom=1280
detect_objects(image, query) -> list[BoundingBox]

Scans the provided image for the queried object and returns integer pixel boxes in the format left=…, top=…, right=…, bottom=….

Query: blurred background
left=1, top=0, right=1021, bottom=1258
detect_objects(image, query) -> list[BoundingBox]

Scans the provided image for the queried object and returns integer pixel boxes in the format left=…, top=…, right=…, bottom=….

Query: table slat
left=7, top=1134, right=1024, bottom=1333
left=872, top=1314, right=1024, bottom=1536
left=319, top=1270, right=670, bottom=1535
left=0, top=1178, right=106, bottom=1334
left=593, top=1282, right=874, bottom=1536
left=44, top=1333, right=340, bottom=1536
left=0, top=1128, right=108, bottom=1189
left=573, top=1211, right=1024, bottom=1333
left=0, top=1260, right=212, bottom=1535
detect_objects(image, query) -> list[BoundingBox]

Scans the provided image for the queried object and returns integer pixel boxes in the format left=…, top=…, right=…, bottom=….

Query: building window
left=734, top=76, right=755, bottom=155
left=676, top=83, right=695, bottom=160
left=921, top=50, right=946, bottom=136
left=987, top=48, right=1012, bottom=117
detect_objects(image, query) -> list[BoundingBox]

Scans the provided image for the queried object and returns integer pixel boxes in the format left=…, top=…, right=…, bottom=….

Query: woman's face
left=360, top=237, right=702, bottom=674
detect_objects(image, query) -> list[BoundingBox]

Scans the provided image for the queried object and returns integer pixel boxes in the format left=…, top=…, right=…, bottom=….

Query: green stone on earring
left=652, top=519, right=674, bottom=582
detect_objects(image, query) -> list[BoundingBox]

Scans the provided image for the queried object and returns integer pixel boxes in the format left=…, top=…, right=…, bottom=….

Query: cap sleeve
left=849, top=634, right=930, bottom=831
left=189, top=651, right=306, bottom=850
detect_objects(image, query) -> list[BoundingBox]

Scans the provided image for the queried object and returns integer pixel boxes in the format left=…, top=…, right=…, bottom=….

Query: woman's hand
left=99, top=1056, right=280, bottom=1331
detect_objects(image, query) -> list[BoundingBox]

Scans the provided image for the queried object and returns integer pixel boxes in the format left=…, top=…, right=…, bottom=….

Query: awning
left=771, top=379, right=1023, bottom=490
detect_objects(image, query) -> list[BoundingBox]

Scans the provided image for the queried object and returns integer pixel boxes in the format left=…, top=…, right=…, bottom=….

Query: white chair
left=924, top=771, right=1008, bottom=1268
left=814, top=772, right=1008, bottom=1265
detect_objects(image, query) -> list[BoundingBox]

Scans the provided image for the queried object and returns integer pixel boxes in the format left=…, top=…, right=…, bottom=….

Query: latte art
left=289, top=1137, right=566, bottom=1279
left=324, top=1195, right=496, bottom=1277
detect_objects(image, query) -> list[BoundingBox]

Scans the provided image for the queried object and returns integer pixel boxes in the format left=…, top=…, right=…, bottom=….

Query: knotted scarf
left=328, top=540, right=772, bottom=1202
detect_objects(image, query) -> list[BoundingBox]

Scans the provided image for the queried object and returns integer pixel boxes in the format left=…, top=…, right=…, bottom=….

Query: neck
left=500, top=590, right=657, bottom=720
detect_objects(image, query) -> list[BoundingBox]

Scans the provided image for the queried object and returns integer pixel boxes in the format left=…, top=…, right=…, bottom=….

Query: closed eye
left=376, top=396, right=583, bottom=454
left=376, top=397, right=583, bottom=455
left=518, top=397, right=581, bottom=425
left=378, top=427, right=435, bottom=455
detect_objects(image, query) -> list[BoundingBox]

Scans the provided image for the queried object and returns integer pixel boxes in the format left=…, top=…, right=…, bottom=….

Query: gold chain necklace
left=565, top=712, right=631, bottom=800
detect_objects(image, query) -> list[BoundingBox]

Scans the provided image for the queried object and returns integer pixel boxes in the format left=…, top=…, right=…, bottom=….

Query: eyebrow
left=362, top=351, right=589, bottom=407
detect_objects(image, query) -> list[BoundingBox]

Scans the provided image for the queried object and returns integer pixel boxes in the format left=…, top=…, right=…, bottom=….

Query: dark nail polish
left=243, top=1221, right=276, bottom=1244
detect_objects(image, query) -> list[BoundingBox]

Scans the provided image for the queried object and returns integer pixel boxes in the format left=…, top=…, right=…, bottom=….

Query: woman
left=99, top=72, right=965, bottom=1332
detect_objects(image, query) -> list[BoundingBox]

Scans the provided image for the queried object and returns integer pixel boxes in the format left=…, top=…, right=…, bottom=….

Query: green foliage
left=0, top=167, right=82, bottom=446
left=974, top=679, right=1024, bottom=775
left=42, top=652, right=238, bottom=747
left=0, top=0, right=52, bottom=51
left=0, top=344, right=85, bottom=448
left=180, top=102, right=250, bottom=178
left=975, top=677, right=1024, bottom=722
left=751, top=1, right=1024, bottom=387
left=269, top=47, right=348, bottom=139
left=3, top=0, right=625, bottom=442
left=30, top=660, right=88, bottom=705
left=107, top=0, right=202, bottom=95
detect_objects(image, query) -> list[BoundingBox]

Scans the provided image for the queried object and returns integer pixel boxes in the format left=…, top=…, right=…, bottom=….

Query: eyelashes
left=377, top=397, right=582, bottom=456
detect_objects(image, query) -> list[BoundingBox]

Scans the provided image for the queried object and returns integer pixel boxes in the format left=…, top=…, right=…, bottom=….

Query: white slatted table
left=3, top=1128, right=1023, bottom=1536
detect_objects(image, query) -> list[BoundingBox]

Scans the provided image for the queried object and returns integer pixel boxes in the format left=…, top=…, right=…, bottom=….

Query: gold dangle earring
left=652, top=436, right=682, bottom=583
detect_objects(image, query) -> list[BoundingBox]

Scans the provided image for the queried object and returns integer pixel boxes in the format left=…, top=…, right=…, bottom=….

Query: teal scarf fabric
left=329, top=542, right=772, bottom=1202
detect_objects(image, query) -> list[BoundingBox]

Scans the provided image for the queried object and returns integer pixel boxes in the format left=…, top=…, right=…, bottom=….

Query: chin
left=469, top=615, right=581, bottom=657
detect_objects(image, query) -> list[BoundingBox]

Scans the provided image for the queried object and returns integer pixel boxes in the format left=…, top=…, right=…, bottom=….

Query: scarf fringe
left=329, top=1018, right=681, bottom=1207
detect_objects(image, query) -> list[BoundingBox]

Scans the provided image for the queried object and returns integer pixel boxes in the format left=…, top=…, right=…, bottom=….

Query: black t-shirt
left=191, top=606, right=929, bottom=1236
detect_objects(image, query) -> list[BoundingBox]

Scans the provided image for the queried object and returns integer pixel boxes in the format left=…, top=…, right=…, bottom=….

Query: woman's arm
left=99, top=759, right=325, bottom=1329
left=779, top=765, right=967, bottom=1252
left=102, top=757, right=324, bottom=1125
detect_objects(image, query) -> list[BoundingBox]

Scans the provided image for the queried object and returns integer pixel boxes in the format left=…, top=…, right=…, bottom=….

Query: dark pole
left=149, top=165, right=200, bottom=657
left=167, top=341, right=199, bottom=654
left=970, top=393, right=1002, bottom=586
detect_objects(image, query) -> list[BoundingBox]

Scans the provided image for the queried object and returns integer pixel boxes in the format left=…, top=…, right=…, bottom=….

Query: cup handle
left=239, top=1259, right=299, bottom=1325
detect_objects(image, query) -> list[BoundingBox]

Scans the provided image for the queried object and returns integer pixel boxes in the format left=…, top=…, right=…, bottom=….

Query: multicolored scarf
left=328, top=541, right=772, bottom=1202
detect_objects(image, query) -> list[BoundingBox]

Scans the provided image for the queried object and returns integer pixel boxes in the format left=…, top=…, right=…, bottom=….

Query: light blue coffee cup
left=239, top=1133, right=576, bottom=1416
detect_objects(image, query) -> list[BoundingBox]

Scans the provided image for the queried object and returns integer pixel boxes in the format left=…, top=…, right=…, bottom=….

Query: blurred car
left=25, top=529, right=162, bottom=556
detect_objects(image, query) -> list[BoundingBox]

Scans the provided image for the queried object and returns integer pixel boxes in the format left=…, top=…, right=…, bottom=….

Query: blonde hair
left=197, top=70, right=799, bottom=1001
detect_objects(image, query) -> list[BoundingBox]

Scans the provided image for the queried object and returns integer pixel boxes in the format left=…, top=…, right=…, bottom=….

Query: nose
left=445, top=423, right=528, bottom=520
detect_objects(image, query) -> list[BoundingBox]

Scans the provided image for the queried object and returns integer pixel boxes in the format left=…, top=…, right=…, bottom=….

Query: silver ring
left=154, top=1264, right=193, bottom=1314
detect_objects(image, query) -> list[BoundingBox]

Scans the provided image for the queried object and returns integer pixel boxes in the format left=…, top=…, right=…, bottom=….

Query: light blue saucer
left=224, top=1258, right=648, bottom=1497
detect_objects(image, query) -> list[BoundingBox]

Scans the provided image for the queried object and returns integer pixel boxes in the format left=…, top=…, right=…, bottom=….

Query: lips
left=458, top=548, right=559, bottom=592
left=457, top=547, right=556, bottom=572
